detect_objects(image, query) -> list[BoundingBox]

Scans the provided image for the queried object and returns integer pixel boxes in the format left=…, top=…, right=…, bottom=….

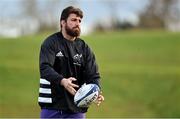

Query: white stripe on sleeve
left=40, top=78, right=50, bottom=85
left=38, top=97, right=52, bottom=103
left=39, top=88, right=51, bottom=94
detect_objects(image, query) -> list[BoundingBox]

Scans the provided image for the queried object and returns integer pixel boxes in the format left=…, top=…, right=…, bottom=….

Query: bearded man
left=38, top=6, right=104, bottom=118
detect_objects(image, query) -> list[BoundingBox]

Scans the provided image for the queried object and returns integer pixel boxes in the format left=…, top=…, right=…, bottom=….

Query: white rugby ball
left=74, top=83, right=100, bottom=107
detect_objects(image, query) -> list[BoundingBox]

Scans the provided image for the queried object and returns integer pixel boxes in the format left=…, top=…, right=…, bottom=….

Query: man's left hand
left=95, top=92, right=104, bottom=106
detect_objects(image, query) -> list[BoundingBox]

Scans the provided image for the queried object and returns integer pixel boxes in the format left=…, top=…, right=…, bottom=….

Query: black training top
left=38, top=32, right=100, bottom=113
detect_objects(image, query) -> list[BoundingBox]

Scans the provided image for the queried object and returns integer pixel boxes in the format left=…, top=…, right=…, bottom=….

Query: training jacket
left=38, top=32, right=100, bottom=113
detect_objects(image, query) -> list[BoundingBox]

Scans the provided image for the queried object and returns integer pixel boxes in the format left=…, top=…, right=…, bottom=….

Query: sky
left=79, top=0, right=149, bottom=24
left=0, top=0, right=149, bottom=26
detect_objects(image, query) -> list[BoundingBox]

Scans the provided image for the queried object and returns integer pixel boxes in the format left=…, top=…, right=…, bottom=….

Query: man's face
left=64, top=13, right=82, bottom=37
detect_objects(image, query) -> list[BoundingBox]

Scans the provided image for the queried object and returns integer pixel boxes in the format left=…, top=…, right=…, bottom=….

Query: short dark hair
left=60, top=6, right=83, bottom=21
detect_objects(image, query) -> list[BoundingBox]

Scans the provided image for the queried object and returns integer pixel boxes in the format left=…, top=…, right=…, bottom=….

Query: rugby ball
left=74, top=83, right=100, bottom=107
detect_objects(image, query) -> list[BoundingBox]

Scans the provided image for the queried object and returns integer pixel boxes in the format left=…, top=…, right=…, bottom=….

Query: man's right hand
left=60, top=77, right=79, bottom=95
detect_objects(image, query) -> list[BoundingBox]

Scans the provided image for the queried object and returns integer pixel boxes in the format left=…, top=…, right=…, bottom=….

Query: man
left=38, top=6, right=104, bottom=118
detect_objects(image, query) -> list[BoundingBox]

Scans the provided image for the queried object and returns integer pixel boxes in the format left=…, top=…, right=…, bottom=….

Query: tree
left=103, top=1, right=120, bottom=30
left=21, top=0, right=39, bottom=19
left=139, top=0, right=180, bottom=29
left=38, top=0, right=61, bottom=31
left=21, top=0, right=62, bottom=31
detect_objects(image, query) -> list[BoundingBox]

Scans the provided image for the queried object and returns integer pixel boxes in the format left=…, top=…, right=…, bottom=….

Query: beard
left=65, top=24, right=81, bottom=37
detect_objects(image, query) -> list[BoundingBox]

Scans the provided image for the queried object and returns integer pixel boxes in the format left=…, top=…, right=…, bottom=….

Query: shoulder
left=41, top=32, right=61, bottom=48
left=76, top=38, right=94, bottom=56
left=76, top=38, right=89, bottom=49
left=42, top=32, right=60, bottom=45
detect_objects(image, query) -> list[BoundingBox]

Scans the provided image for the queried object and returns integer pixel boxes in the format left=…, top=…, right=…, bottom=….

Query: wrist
left=60, top=78, right=66, bottom=86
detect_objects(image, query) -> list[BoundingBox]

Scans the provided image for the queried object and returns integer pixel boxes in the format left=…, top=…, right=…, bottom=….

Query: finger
left=70, top=90, right=76, bottom=95
left=70, top=83, right=79, bottom=88
left=95, top=96, right=104, bottom=106
left=67, top=87, right=77, bottom=95
left=98, top=95, right=105, bottom=101
left=96, top=101, right=101, bottom=106
left=71, top=88, right=77, bottom=95
left=97, top=102, right=100, bottom=106
left=69, top=77, right=77, bottom=81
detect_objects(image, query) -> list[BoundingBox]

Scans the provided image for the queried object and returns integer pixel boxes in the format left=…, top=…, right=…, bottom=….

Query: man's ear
left=61, top=20, right=66, bottom=26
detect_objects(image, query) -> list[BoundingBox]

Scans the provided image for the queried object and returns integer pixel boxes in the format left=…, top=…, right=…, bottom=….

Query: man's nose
left=76, top=20, right=80, bottom=26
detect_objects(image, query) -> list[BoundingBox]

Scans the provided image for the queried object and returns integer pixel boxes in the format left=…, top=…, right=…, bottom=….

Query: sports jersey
left=38, top=32, right=100, bottom=113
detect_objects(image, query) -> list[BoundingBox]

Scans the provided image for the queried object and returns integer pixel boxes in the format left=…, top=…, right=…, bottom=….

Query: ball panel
left=74, top=83, right=100, bottom=107
left=77, top=91, right=99, bottom=107
left=74, top=84, right=94, bottom=103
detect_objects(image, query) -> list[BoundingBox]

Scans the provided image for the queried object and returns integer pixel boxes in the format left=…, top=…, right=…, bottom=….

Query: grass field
left=0, top=30, right=180, bottom=117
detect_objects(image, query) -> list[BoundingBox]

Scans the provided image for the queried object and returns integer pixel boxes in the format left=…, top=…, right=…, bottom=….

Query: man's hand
left=60, top=77, right=79, bottom=95
left=95, top=92, right=104, bottom=106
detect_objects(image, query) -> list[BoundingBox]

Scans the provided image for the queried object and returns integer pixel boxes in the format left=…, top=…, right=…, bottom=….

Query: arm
left=84, top=44, right=104, bottom=106
left=84, top=44, right=100, bottom=87
left=39, top=39, right=63, bottom=85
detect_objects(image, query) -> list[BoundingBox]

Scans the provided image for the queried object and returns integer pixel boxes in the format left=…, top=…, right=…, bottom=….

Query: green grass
left=0, top=30, right=180, bottom=117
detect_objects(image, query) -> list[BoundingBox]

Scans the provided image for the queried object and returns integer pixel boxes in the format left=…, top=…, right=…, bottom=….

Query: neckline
left=59, top=32, right=77, bottom=44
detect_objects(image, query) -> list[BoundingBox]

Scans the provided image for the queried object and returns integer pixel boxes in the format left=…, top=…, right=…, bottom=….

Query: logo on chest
left=73, top=54, right=82, bottom=66
left=56, top=51, right=64, bottom=57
